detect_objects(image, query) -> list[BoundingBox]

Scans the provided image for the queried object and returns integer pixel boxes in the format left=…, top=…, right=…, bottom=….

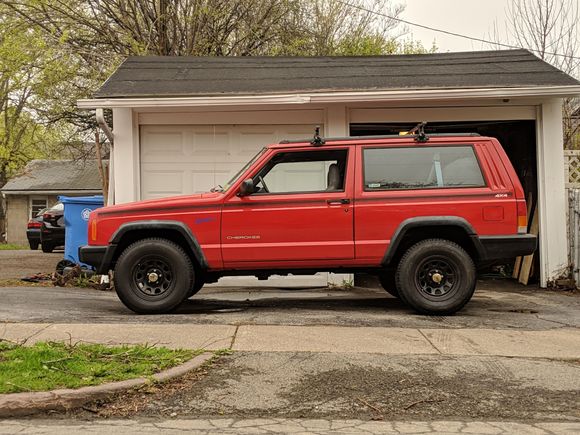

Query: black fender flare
left=381, top=216, right=484, bottom=266
left=108, top=220, right=208, bottom=269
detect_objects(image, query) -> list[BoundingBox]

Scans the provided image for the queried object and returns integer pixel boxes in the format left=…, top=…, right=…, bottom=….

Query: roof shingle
left=95, top=49, right=580, bottom=98
left=1, top=160, right=103, bottom=193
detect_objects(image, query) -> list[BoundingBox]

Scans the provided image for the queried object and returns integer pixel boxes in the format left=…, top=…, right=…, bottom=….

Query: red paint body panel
left=88, top=135, right=526, bottom=271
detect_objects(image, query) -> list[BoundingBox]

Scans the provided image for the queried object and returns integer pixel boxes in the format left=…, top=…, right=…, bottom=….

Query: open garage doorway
left=350, top=120, right=539, bottom=284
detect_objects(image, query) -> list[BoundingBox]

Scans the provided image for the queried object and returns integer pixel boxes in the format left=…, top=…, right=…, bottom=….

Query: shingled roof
left=1, top=160, right=104, bottom=194
left=95, top=49, right=580, bottom=99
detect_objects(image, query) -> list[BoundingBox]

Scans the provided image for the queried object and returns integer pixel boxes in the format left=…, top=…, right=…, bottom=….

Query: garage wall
left=5, top=195, right=28, bottom=246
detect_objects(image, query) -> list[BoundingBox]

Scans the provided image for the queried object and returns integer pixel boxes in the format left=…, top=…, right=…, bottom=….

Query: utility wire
left=336, top=0, right=580, bottom=60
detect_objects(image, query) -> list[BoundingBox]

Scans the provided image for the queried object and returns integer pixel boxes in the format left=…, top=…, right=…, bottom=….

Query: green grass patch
left=0, top=244, right=26, bottom=250
left=0, top=341, right=197, bottom=394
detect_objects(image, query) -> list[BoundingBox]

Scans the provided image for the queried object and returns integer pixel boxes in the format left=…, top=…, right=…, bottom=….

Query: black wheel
left=41, top=243, right=54, bottom=253
left=55, top=259, right=76, bottom=275
left=29, top=241, right=39, bottom=250
left=378, top=269, right=399, bottom=298
left=187, top=275, right=205, bottom=299
left=395, top=239, right=476, bottom=315
left=114, top=238, right=194, bottom=314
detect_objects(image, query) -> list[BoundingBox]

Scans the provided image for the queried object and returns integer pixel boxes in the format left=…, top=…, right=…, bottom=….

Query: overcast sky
left=401, top=0, right=509, bottom=52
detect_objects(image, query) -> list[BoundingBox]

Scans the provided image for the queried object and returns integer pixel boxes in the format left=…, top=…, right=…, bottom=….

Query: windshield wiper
left=210, top=185, right=224, bottom=193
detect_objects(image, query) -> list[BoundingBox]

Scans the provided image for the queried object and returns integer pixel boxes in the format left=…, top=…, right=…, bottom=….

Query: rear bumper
left=26, top=229, right=40, bottom=241
left=478, top=234, right=537, bottom=261
left=79, top=245, right=111, bottom=274
left=40, top=226, right=65, bottom=245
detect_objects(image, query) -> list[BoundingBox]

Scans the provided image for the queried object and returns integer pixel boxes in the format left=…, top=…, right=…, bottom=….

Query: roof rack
left=279, top=132, right=481, bottom=144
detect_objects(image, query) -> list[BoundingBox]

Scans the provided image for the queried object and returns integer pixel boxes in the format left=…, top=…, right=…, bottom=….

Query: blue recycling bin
left=59, top=195, right=104, bottom=267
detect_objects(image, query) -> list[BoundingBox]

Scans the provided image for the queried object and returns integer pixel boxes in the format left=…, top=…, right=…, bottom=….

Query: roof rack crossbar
left=279, top=132, right=481, bottom=144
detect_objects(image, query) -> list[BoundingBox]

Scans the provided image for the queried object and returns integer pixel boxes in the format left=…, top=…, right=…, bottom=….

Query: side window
left=252, top=149, right=348, bottom=194
left=363, top=146, right=485, bottom=191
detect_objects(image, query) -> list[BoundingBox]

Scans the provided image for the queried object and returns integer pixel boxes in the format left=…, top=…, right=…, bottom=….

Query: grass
left=0, top=244, right=26, bottom=250
left=0, top=341, right=198, bottom=394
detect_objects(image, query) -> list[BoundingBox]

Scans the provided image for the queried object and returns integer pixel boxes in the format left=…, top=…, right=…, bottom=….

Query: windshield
left=217, top=147, right=267, bottom=192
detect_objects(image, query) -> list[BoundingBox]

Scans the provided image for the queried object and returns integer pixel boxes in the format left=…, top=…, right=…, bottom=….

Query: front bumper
left=478, top=234, right=537, bottom=261
left=79, top=245, right=110, bottom=274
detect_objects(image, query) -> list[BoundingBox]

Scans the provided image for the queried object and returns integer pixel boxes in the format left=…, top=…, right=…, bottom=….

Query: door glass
left=253, top=149, right=348, bottom=194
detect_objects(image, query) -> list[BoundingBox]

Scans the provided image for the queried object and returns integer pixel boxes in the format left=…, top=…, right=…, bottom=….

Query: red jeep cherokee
left=80, top=131, right=536, bottom=315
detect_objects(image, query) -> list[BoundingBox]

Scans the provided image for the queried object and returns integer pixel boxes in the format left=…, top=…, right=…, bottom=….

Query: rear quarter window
left=363, top=145, right=485, bottom=191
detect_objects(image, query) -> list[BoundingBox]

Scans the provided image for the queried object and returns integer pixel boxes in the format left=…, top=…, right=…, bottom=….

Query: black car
left=26, top=208, right=48, bottom=250
left=40, top=202, right=65, bottom=253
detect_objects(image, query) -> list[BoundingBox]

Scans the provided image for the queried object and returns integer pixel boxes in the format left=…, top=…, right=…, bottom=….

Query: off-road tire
left=187, top=275, right=205, bottom=299
left=41, top=243, right=54, bottom=253
left=114, top=238, right=194, bottom=314
left=395, top=238, right=476, bottom=315
left=378, top=269, right=399, bottom=298
left=29, top=241, right=39, bottom=250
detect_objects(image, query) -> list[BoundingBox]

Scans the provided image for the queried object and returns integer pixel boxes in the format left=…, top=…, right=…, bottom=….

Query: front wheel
left=187, top=275, right=205, bottom=299
left=396, top=239, right=476, bottom=315
left=114, top=238, right=194, bottom=314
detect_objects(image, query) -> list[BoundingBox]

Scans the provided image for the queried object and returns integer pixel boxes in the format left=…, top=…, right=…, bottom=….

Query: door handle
left=327, top=199, right=350, bottom=205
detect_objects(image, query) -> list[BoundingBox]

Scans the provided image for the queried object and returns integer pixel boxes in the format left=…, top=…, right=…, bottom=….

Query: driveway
left=0, top=250, right=62, bottom=280
left=0, top=279, right=578, bottom=330
left=1, top=279, right=579, bottom=432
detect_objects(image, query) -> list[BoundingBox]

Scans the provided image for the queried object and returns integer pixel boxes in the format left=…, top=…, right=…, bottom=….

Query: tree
left=499, top=0, right=580, bottom=148
left=0, top=11, right=74, bottom=187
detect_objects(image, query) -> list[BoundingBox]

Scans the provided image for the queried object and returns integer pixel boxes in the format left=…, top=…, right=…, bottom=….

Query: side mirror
left=238, top=179, right=254, bottom=197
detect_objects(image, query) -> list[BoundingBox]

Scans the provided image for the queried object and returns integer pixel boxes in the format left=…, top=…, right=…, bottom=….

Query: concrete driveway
left=0, top=250, right=62, bottom=280
left=1, top=277, right=579, bottom=432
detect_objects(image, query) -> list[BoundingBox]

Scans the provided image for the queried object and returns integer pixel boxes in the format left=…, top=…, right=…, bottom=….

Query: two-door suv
left=80, top=129, right=536, bottom=315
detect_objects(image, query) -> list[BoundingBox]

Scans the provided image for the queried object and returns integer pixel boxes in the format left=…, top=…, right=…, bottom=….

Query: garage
left=80, top=50, right=580, bottom=287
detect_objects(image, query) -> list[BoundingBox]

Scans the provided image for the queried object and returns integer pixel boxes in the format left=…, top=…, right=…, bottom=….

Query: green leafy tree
left=0, top=11, right=75, bottom=186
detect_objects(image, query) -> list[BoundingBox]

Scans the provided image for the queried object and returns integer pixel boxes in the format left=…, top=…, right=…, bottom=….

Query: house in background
left=78, top=49, right=580, bottom=287
left=0, top=160, right=103, bottom=247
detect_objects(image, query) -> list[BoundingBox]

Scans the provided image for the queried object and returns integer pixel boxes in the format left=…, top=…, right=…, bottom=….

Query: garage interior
left=350, top=120, right=540, bottom=284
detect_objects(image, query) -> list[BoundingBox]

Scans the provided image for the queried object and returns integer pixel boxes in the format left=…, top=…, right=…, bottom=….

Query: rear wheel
left=114, top=238, right=194, bottom=314
left=29, top=241, right=39, bottom=250
left=41, top=243, right=54, bottom=253
left=378, top=269, right=399, bottom=298
left=395, top=239, right=476, bottom=315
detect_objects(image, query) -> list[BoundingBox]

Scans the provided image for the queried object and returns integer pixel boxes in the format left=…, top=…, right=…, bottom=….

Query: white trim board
left=349, top=106, right=537, bottom=123
left=78, top=86, right=580, bottom=109
left=138, top=109, right=325, bottom=125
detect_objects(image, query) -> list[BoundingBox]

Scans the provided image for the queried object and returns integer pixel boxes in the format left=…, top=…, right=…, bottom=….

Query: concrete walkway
left=1, top=418, right=578, bottom=434
left=2, top=323, right=579, bottom=359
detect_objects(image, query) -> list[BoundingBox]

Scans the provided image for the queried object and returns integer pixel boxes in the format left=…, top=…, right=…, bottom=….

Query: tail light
left=27, top=220, right=41, bottom=229
left=517, top=200, right=528, bottom=234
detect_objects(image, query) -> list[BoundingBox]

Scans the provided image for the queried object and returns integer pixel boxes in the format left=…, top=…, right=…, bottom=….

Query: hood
left=95, top=192, right=224, bottom=216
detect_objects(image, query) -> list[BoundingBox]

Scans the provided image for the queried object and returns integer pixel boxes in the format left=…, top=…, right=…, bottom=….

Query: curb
left=0, top=352, right=214, bottom=418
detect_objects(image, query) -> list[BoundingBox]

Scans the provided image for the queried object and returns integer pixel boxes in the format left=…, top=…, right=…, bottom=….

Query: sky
left=401, top=0, right=509, bottom=52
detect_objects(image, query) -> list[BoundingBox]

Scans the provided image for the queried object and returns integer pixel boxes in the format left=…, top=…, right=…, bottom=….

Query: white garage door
left=140, top=124, right=328, bottom=288
left=140, top=124, right=321, bottom=199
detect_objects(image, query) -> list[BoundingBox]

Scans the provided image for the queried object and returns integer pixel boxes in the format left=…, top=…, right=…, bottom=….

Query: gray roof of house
left=1, top=160, right=103, bottom=193
left=95, top=49, right=580, bottom=98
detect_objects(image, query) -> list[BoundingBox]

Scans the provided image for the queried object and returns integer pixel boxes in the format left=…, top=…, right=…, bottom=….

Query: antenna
left=408, top=122, right=429, bottom=143
left=311, top=126, right=325, bottom=146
